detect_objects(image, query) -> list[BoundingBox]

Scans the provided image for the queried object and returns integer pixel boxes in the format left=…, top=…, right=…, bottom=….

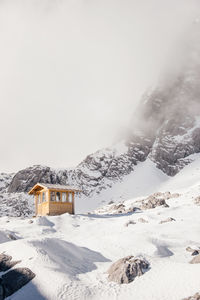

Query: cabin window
left=62, top=192, right=67, bottom=202
left=68, top=193, right=73, bottom=203
left=37, top=194, right=40, bottom=204
left=50, top=191, right=56, bottom=202
left=56, top=192, right=61, bottom=202
left=42, top=192, right=45, bottom=202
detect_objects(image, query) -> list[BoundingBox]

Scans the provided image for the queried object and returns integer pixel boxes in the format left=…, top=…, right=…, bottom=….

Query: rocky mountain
left=6, top=82, right=200, bottom=198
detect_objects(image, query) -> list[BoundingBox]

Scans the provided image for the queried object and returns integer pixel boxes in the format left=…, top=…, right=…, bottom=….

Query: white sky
left=0, top=0, right=199, bottom=173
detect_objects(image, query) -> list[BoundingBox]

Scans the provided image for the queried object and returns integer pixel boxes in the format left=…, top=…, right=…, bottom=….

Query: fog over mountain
left=6, top=19, right=200, bottom=199
left=0, top=0, right=199, bottom=172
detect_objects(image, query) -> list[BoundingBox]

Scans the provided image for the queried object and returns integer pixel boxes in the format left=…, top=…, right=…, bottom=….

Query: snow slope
left=76, top=159, right=169, bottom=213
left=0, top=155, right=200, bottom=299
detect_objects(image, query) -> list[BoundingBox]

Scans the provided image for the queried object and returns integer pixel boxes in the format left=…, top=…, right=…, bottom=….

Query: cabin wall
left=35, top=188, right=75, bottom=216
left=48, top=202, right=73, bottom=215
left=35, top=188, right=49, bottom=216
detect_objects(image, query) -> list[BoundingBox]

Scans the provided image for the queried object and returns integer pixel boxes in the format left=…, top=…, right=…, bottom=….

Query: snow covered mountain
left=6, top=61, right=200, bottom=200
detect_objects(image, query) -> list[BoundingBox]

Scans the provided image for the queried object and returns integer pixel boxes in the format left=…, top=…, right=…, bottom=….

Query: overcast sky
left=0, top=0, right=199, bottom=173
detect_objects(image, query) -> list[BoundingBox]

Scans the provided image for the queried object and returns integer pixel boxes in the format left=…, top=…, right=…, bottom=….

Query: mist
left=0, top=0, right=199, bottom=172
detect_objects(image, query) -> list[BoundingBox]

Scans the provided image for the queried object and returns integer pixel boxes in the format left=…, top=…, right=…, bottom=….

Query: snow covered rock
left=139, top=195, right=169, bottom=210
left=190, top=255, right=200, bottom=264
left=194, top=196, right=200, bottom=205
left=0, top=193, right=34, bottom=217
left=183, top=293, right=200, bottom=300
left=137, top=218, right=148, bottom=223
left=159, top=217, right=176, bottom=224
left=186, top=247, right=200, bottom=256
left=124, top=220, right=136, bottom=227
left=107, top=256, right=149, bottom=284
left=0, top=173, right=14, bottom=193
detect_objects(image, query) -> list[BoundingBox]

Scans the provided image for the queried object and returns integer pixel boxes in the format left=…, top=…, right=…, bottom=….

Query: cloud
left=0, top=0, right=198, bottom=172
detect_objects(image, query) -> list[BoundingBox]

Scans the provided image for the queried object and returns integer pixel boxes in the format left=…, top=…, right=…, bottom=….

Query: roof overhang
left=28, top=183, right=47, bottom=195
left=28, top=183, right=82, bottom=195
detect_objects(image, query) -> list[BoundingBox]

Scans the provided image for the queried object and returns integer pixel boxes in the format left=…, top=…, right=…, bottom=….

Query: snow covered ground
left=1, top=155, right=200, bottom=299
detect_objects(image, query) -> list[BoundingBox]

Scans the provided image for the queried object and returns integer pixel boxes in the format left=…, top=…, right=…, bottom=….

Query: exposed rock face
left=8, top=165, right=72, bottom=193
left=107, top=256, right=149, bottom=284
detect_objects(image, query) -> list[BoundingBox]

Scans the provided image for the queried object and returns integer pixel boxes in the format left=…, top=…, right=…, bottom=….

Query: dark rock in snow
left=107, top=256, right=149, bottom=284
left=186, top=247, right=200, bottom=256
left=0, top=254, right=20, bottom=272
left=191, top=250, right=200, bottom=256
left=0, top=268, right=35, bottom=299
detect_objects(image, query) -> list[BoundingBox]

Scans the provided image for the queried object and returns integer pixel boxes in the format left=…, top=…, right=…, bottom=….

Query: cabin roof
left=28, top=183, right=81, bottom=195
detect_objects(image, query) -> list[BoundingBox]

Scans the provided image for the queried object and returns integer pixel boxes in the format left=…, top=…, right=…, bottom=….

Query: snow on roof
left=39, top=183, right=79, bottom=190
left=29, top=183, right=82, bottom=194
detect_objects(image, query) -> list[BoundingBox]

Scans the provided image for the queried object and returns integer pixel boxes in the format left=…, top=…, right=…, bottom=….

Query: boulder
left=0, top=268, right=35, bottom=298
left=192, top=250, right=200, bottom=256
left=107, top=256, right=149, bottom=284
left=140, top=196, right=169, bottom=210
left=0, top=254, right=20, bottom=272
left=110, top=203, right=126, bottom=214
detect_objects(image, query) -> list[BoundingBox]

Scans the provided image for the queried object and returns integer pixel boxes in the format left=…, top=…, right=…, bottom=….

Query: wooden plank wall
left=35, top=188, right=75, bottom=216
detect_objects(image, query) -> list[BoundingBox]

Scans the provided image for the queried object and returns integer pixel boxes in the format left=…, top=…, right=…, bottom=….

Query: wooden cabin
left=28, top=183, right=81, bottom=216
